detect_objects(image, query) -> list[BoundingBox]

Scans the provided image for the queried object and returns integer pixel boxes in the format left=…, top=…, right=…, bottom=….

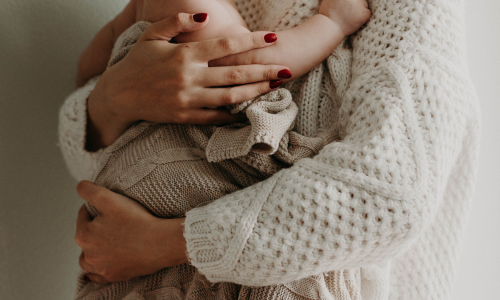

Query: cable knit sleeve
left=184, top=0, right=479, bottom=286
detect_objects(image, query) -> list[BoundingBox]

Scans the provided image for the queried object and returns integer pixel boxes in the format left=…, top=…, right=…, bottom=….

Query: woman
left=60, top=0, right=480, bottom=299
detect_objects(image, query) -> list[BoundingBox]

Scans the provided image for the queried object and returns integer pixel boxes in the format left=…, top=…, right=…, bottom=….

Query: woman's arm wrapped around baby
left=82, top=0, right=371, bottom=154
left=183, top=0, right=480, bottom=287
left=83, top=18, right=341, bottom=221
left=102, top=21, right=302, bottom=166
left=60, top=0, right=376, bottom=286
left=77, top=0, right=371, bottom=173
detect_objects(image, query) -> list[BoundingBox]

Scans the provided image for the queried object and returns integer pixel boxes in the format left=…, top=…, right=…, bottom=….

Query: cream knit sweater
left=59, top=0, right=480, bottom=299
left=75, top=19, right=353, bottom=299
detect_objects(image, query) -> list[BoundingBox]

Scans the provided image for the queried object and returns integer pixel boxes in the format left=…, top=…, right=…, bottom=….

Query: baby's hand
left=319, top=0, right=371, bottom=37
left=210, top=1, right=371, bottom=80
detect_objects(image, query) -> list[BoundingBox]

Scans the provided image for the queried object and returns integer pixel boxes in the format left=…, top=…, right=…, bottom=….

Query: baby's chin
left=173, top=23, right=250, bottom=43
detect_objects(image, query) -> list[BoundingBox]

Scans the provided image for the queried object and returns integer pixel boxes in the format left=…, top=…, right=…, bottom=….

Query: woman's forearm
left=184, top=0, right=472, bottom=286
left=85, top=76, right=135, bottom=152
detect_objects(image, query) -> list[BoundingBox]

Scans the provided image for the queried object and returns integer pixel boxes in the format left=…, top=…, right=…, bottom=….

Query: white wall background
left=0, top=0, right=498, bottom=299
left=0, top=1, right=128, bottom=299
left=452, top=0, right=500, bottom=299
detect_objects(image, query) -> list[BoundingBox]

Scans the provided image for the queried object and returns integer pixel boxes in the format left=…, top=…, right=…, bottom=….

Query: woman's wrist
left=157, top=218, right=189, bottom=267
left=85, top=75, right=135, bottom=151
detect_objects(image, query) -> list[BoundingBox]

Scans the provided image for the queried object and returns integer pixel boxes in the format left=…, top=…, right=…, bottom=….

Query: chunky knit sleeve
left=184, top=0, right=480, bottom=286
left=58, top=22, right=154, bottom=182
left=58, top=77, right=105, bottom=181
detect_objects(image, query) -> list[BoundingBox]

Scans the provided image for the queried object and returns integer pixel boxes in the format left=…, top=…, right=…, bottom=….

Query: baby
left=78, top=0, right=370, bottom=86
left=76, top=0, right=370, bottom=299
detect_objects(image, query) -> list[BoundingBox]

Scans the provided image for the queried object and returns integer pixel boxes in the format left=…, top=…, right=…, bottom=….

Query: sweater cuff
left=184, top=171, right=285, bottom=282
left=58, top=77, right=105, bottom=181
left=58, top=22, right=152, bottom=182
left=205, top=88, right=297, bottom=162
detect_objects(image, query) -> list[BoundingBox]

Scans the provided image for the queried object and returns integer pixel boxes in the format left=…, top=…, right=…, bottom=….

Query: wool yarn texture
left=72, top=19, right=353, bottom=300
left=59, top=0, right=480, bottom=299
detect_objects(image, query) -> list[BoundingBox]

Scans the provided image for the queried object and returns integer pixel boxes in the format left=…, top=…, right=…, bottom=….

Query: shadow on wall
left=0, top=1, right=127, bottom=299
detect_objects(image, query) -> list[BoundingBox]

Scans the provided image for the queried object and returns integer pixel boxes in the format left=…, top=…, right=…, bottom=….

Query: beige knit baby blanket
left=78, top=21, right=359, bottom=300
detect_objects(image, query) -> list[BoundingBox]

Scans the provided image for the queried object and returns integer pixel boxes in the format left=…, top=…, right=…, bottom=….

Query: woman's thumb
left=140, top=12, right=209, bottom=41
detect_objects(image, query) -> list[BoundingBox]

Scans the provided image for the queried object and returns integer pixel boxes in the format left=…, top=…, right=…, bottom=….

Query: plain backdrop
left=0, top=0, right=498, bottom=299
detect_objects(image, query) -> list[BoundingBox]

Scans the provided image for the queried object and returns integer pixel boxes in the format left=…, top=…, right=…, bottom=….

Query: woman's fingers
left=197, top=65, right=291, bottom=87
left=85, top=273, right=109, bottom=284
left=75, top=205, right=92, bottom=248
left=79, top=252, right=97, bottom=274
left=192, top=80, right=282, bottom=107
left=140, top=12, right=209, bottom=42
left=76, top=180, right=118, bottom=214
left=77, top=204, right=92, bottom=225
left=193, top=31, right=278, bottom=62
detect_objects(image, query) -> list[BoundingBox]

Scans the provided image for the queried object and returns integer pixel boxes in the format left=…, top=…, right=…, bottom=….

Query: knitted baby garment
left=76, top=19, right=354, bottom=300
left=59, top=0, right=481, bottom=299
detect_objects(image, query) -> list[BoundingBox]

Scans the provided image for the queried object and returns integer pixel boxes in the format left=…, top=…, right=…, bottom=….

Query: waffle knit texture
left=59, top=0, right=480, bottom=299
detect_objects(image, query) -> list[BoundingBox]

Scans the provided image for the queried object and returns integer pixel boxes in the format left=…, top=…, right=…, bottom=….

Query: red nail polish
left=270, top=80, right=282, bottom=89
left=264, top=33, right=277, bottom=43
left=277, top=69, right=292, bottom=79
left=193, top=13, right=208, bottom=23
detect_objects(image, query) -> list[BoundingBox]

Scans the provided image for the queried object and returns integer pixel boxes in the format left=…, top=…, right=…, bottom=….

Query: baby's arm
left=76, top=1, right=137, bottom=87
left=210, top=0, right=371, bottom=79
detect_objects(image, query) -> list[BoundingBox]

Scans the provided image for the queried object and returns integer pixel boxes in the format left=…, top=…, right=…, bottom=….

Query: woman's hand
left=87, top=13, right=289, bottom=151
left=75, top=181, right=187, bottom=283
left=210, top=0, right=371, bottom=76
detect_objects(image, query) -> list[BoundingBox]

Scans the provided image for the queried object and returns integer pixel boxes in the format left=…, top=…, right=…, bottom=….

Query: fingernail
left=264, top=33, right=277, bottom=43
left=270, top=80, right=282, bottom=89
left=277, top=69, right=292, bottom=79
left=193, top=13, right=208, bottom=23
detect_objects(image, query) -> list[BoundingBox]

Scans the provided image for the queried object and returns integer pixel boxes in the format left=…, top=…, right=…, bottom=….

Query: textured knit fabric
left=59, top=0, right=481, bottom=299
left=78, top=19, right=348, bottom=300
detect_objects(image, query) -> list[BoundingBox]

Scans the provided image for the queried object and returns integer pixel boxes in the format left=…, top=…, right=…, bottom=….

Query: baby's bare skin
left=206, top=0, right=371, bottom=79
left=77, top=0, right=370, bottom=86
left=143, top=0, right=250, bottom=43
